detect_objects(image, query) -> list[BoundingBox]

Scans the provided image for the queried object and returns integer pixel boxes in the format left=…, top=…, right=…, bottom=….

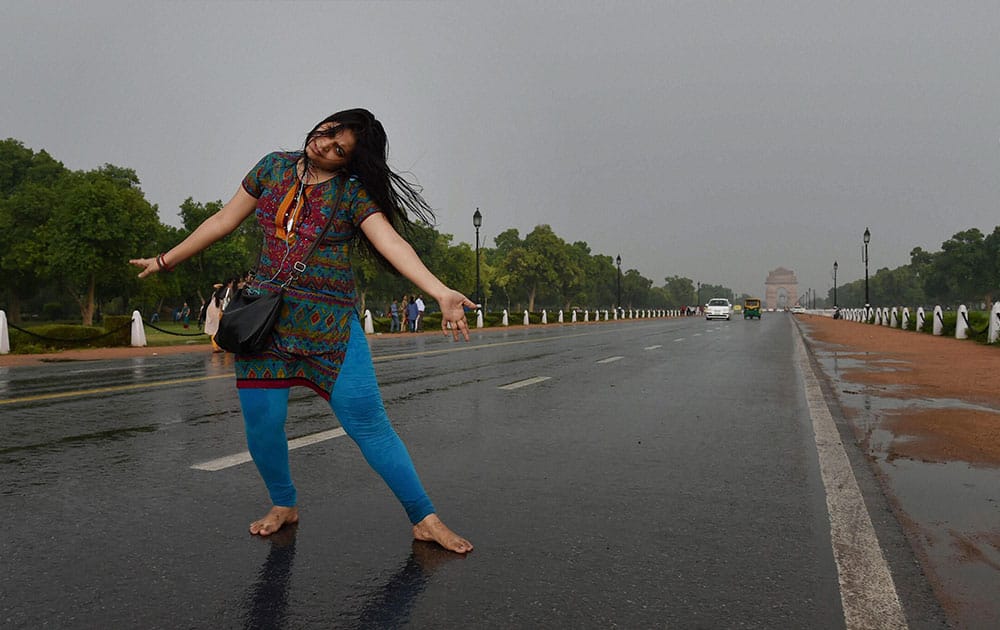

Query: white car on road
left=705, top=298, right=732, bottom=320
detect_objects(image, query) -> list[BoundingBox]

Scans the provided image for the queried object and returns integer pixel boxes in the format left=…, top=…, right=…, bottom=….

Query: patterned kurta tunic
left=234, top=152, right=380, bottom=398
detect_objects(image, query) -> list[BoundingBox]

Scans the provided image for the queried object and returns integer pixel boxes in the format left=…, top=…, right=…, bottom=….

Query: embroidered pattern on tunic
left=234, top=151, right=380, bottom=396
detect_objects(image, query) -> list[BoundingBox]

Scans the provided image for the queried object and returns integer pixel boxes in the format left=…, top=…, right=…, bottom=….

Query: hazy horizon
left=3, top=1, right=998, bottom=298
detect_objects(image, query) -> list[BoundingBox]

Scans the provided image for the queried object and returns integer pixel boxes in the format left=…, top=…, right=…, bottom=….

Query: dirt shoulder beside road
left=797, top=314, right=1000, bottom=466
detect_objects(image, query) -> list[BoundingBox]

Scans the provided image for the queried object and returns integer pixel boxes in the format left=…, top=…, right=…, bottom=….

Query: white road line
left=498, top=376, right=551, bottom=390
left=191, top=428, right=347, bottom=471
left=644, top=345, right=662, bottom=350
left=596, top=356, right=624, bottom=364
left=793, top=328, right=908, bottom=630
left=673, top=338, right=685, bottom=342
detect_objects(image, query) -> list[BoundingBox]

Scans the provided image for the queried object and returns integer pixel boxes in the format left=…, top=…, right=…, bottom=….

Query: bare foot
left=412, top=513, right=473, bottom=553
left=249, top=506, right=299, bottom=537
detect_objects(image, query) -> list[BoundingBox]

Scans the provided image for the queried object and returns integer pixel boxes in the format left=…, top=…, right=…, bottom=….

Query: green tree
left=0, top=138, right=35, bottom=195
left=488, top=228, right=523, bottom=311
left=0, top=140, right=68, bottom=322
left=573, top=247, right=616, bottom=309
left=622, top=269, right=653, bottom=308
left=522, top=225, right=579, bottom=310
left=491, top=228, right=523, bottom=260
left=923, top=229, right=988, bottom=305
left=495, top=225, right=570, bottom=311
left=661, top=275, right=696, bottom=308
left=983, top=227, right=1000, bottom=304
left=868, top=265, right=924, bottom=307
left=38, top=165, right=161, bottom=325
left=698, top=283, right=734, bottom=302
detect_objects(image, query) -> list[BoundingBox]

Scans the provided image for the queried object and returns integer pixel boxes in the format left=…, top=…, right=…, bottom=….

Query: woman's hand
left=436, top=288, right=479, bottom=341
left=129, top=257, right=161, bottom=279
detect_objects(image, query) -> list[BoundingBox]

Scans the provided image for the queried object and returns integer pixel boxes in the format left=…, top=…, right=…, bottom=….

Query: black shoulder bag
left=214, top=180, right=346, bottom=354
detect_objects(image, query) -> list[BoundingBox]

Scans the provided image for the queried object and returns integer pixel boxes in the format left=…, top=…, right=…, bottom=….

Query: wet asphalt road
left=1, top=315, right=945, bottom=629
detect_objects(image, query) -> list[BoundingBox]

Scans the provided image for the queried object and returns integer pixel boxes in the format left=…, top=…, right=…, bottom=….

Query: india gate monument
left=764, top=267, right=799, bottom=310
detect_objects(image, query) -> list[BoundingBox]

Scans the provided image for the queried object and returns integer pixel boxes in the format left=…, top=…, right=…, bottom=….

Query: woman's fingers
left=128, top=257, right=157, bottom=279
left=440, top=311, right=470, bottom=341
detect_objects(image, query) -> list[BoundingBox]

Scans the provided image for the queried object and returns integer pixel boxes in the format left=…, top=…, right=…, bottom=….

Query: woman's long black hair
left=300, top=108, right=435, bottom=268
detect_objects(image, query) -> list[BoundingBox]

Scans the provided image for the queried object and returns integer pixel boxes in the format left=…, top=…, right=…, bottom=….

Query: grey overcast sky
left=2, top=1, right=998, bottom=299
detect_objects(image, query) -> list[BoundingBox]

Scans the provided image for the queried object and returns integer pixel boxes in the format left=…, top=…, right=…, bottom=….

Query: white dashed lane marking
left=191, top=428, right=347, bottom=471
left=498, top=376, right=552, bottom=390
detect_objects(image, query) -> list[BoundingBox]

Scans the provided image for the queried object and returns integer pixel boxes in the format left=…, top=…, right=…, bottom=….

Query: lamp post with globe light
left=833, top=260, right=838, bottom=307
left=863, top=227, right=871, bottom=308
left=473, top=208, right=482, bottom=307
left=616, top=254, right=622, bottom=312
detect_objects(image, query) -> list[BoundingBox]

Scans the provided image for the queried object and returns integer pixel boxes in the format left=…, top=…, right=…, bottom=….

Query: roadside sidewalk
left=0, top=342, right=214, bottom=367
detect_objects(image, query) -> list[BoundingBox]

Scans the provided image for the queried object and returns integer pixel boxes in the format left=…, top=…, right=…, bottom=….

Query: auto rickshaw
left=743, top=298, right=761, bottom=319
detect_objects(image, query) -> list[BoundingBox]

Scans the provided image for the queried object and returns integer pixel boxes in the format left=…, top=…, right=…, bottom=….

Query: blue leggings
left=238, top=319, right=435, bottom=524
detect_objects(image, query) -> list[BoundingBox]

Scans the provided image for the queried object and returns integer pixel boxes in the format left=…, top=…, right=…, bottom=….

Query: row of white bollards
left=991, top=303, right=1000, bottom=343
left=0, top=310, right=9, bottom=354
left=0, top=309, right=147, bottom=354
left=0, top=306, right=681, bottom=354
left=838, top=302, right=1000, bottom=343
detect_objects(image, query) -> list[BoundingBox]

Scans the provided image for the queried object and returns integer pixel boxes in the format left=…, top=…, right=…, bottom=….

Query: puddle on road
left=812, top=347, right=1000, bottom=628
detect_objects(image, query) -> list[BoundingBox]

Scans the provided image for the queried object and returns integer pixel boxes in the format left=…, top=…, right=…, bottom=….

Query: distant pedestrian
left=415, top=294, right=425, bottom=332
left=407, top=296, right=419, bottom=332
left=204, top=283, right=225, bottom=352
left=389, top=299, right=400, bottom=332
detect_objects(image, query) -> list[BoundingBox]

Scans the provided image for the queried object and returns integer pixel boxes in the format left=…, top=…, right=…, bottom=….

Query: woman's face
left=306, top=122, right=358, bottom=173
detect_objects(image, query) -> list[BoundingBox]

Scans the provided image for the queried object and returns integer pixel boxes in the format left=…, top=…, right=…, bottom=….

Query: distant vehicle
left=791, top=305, right=806, bottom=314
left=705, top=298, right=732, bottom=320
left=743, top=298, right=761, bottom=320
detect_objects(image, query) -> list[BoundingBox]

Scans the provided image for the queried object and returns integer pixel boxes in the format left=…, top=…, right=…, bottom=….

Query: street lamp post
left=696, top=282, right=701, bottom=314
left=473, top=208, right=482, bottom=307
left=616, top=254, right=622, bottom=312
left=833, top=260, right=838, bottom=307
left=863, top=227, right=871, bottom=308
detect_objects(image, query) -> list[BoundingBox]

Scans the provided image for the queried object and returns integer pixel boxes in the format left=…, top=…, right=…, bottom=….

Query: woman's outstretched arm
left=360, top=212, right=476, bottom=341
left=130, top=187, right=258, bottom=278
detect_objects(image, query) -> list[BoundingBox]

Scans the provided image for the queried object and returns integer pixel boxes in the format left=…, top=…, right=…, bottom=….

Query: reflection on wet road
left=1, top=317, right=950, bottom=628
